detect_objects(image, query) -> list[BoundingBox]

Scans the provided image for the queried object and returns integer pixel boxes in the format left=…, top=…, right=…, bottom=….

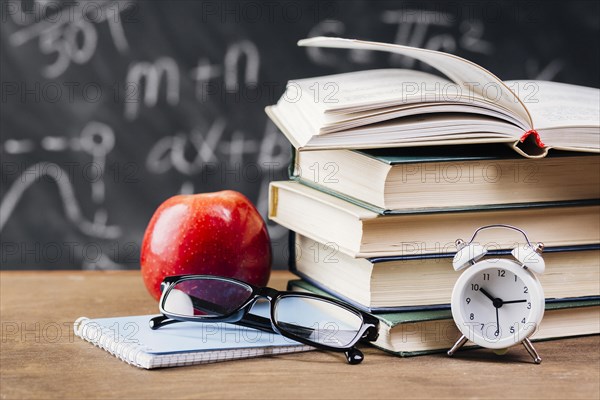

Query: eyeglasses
left=149, top=275, right=380, bottom=364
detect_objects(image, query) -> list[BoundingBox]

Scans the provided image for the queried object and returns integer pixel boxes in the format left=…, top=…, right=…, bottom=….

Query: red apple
left=140, top=191, right=271, bottom=301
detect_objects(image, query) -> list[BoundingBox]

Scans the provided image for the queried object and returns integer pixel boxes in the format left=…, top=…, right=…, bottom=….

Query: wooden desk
left=1, top=271, right=598, bottom=399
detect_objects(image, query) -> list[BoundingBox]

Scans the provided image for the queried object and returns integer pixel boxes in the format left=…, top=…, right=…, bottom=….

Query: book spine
left=288, top=145, right=298, bottom=179
left=520, top=129, right=545, bottom=148
left=73, top=317, right=148, bottom=369
left=512, top=131, right=549, bottom=158
left=294, top=178, right=387, bottom=214
left=287, top=230, right=297, bottom=273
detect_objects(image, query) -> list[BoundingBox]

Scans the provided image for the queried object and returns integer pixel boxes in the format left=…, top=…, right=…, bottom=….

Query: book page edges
left=267, top=107, right=534, bottom=156
left=265, top=106, right=305, bottom=149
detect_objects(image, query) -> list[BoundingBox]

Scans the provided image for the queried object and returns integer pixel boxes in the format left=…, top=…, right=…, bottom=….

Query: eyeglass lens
left=163, top=278, right=253, bottom=317
left=274, top=295, right=364, bottom=348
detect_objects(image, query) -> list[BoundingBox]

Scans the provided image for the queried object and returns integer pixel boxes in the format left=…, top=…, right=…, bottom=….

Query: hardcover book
left=290, top=234, right=600, bottom=312
left=288, top=280, right=600, bottom=356
left=268, top=180, right=600, bottom=257
left=291, top=146, right=600, bottom=211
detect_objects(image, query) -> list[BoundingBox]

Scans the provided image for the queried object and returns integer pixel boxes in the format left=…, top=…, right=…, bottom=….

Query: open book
left=266, top=37, right=600, bottom=158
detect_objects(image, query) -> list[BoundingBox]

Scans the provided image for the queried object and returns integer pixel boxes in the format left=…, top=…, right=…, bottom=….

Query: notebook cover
left=74, top=314, right=313, bottom=369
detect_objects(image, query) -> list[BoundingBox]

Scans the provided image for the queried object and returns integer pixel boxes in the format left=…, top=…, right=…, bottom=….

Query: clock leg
left=447, top=335, right=468, bottom=356
left=522, top=338, right=542, bottom=364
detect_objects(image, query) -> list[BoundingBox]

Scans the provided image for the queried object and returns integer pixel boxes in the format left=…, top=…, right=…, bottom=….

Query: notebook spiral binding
left=74, top=317, right=147, bottom=368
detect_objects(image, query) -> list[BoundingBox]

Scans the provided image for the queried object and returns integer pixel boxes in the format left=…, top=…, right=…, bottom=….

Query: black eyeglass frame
left=150, top=274, right=380, bottom=364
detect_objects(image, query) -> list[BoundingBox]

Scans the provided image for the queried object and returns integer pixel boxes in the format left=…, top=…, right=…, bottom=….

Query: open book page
left=320, top=103, right=524, bottom=134
left=277, top=68, right=527, bottom=135
left=298, top=37, right=532, bottom=128
left=276, top=69, right=452, bottom=136
left=506, top=80, right=600, bottom=129
left=312, top=113, right=518, bottom=148
left=281, top=69, right=452, bottom=111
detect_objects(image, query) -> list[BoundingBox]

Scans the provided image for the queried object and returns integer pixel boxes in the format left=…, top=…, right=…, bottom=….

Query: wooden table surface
left=1, top=270, right=598, bottom=400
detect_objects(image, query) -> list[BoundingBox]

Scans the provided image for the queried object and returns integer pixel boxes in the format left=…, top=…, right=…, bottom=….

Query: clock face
left=451, top=259, right=545, bottom=349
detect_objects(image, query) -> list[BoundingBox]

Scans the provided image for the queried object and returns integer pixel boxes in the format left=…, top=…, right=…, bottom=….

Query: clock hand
left=503, top=299, right=527, bottom=304
left=479, top=287, right=496, bottom=302
left=495, top=307, right=500, bottom=336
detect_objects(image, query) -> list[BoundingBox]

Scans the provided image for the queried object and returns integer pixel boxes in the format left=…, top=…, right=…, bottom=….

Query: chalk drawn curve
left=0, top=162, right=121, bottom=239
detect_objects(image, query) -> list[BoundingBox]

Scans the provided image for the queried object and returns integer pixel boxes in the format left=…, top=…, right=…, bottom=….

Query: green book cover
left=288, top=279, right=600, bottom=328
left=355, top=145, right=591, bottom=165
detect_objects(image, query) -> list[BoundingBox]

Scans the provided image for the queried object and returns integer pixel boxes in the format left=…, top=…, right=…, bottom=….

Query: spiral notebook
left=74, top=315, right=314, bottom=369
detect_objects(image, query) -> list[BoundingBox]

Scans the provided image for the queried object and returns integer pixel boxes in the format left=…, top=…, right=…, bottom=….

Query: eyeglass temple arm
left=149, top=308, right=277, bottom=334
left=236, top=313, right=277, bottom=333
left=149, top=315, right=179, bottom=330
left=150, top=305, right=326, bottom=342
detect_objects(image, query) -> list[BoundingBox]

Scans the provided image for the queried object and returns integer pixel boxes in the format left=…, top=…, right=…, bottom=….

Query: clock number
left=497, top=269, right=505, bottom=277
left=480, top=323, right=484, bottom=331
left=515, top=275, right=518, bottom=282
left=510, top=326, right=515, bottom=334
left=523, top=286, right=528, bottom=293
left=466, top=297, right=471, bottom=304
left=483, top=273, right=490, bottom=281
left=471, top=284, right=479, bottom=291
left=521, top=318, right=526, bottom=323
left=527, top=302, right=531, bottom=309
left=469, top=313, right=474, bottom=320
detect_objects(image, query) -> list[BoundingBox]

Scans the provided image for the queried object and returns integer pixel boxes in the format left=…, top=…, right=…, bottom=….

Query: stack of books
left=266, top=37, right=600, bottom=356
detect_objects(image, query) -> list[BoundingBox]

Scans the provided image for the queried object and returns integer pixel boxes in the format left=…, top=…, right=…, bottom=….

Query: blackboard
left=1, top=0, right=599, bottom=270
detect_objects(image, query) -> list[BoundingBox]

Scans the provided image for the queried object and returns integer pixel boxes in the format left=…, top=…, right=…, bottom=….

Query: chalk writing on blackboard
left=1, top=121, right=121, bottom=240
left=124, top=40, right=261, bottom=120
left=9, top=0, right=136, bottom=79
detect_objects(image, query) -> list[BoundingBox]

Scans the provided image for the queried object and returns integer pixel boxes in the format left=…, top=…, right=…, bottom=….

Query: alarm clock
left=447, top=224, right=545, bottom=364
